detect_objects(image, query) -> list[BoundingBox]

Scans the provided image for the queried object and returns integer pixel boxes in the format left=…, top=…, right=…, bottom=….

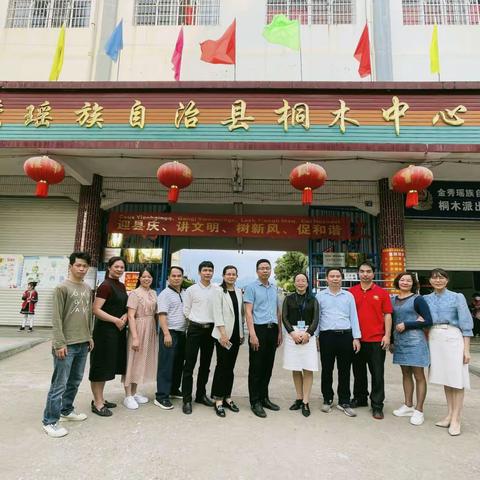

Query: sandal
left=91, top=400, right=112, bottom=417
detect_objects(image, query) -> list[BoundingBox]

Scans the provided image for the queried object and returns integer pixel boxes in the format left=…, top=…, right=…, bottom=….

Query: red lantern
left=289, top=162, right=327, bottom=205
left=23, top=156, right=65, bottom=198
left=156, top=161, right=193, bottom=203
left=392, top=165, right=433, bottom=208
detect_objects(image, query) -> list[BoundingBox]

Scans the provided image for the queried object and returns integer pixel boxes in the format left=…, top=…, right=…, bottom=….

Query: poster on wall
left=0, top=254, right=24, bottom=288
left=21, top=256, right=69, bottom=288
left=323, top=252, right=346, bottom=267
left=120, top=272, right=139, bottom=292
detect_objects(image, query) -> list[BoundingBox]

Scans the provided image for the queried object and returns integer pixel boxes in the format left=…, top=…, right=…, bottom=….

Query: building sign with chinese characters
left=2, top=82, right=480, bottom=152
left=405, top=181, right=480, bottom=219
left=107, top=213, right=350, bottom=240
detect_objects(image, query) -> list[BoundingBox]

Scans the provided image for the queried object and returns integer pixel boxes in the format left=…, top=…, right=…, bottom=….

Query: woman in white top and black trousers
left=211, top=265, right=245, bottom=417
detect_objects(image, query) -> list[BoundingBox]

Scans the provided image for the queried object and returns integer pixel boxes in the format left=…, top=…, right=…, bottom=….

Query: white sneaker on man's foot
left=133, top=393, right=149, bottom=404
left=42, top=423, right=68, bottom=438
left=393, top=404, right=415, bottom=417
left=60, top=411, right=87, bottom=422
left=123, top=396, right=139, bottom=410
left=410, top=409, right=425, bottom=426
left=336, top=404, right=357, bottom=417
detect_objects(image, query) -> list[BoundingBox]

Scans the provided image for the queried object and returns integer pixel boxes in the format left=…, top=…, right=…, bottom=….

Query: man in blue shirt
left=316, top=268, right=361, bottom=417
left=244, top=259, right=282, bottom=418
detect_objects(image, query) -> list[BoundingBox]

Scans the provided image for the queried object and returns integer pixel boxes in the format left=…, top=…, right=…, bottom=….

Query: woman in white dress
left=282, top=273, right=319, bottom=417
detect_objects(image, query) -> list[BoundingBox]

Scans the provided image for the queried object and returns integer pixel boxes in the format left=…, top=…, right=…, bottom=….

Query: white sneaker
left=123, top=396, right=139, bottom=410
left=133, top=393, right=149, bottom=404
left=42, top=423, right=68, bottom=438
left=336, top=404, right=357, bottom=417
left=392, top=404, right=415, bottom=417
left=410, top=409, right=425, bottom=426
left=60, top=411, right=87, bottom=422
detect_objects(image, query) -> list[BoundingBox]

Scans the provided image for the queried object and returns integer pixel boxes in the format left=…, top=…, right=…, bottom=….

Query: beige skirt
left=428, top=325, right=470, bottom=389
left=283, top=328, right=319, bottom=372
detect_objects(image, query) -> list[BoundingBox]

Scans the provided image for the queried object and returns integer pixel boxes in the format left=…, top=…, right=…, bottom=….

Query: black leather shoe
left=251, top=402, right=267, bottom=418
left=195, top=395, right=214, bottom=407
left=223, top=400, right=240, bottom=413
left=302, top=403, right=311, bottom=417
left=289, top=399, right=303, bottom=411
left=91, top=400, right=112, bottom=417
left=214, top=404, right=226, bottom=417
left=104, top=400, right=117, bottom=409
left=372, top=409, right=384, bottom=420
left=350, top=398, right=368, bottom=408
left=262, top=398, right=280, bottom=411
left=182, top=402, right=192, bottom=415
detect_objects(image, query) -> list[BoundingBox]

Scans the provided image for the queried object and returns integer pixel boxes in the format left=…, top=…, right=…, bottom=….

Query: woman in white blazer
left=211, top=265, right=245, bottom=417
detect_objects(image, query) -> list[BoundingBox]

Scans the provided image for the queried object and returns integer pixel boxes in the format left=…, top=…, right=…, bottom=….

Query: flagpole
left=234, top=63, right=236, bottom=81
left=298, top=22, right=303, bottom=81
left=364, top=0, right=373, bottom=82
left=116, top=51, right=121, bottom=81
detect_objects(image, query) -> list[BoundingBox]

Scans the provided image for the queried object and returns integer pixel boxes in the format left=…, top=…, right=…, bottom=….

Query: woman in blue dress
left=391, top=272, right=432, bottom=426
left=423, top=268, right=473, bottom=436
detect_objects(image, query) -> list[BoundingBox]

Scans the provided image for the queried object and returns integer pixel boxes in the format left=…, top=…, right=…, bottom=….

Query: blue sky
left=177, top=249, right=285, bottom=288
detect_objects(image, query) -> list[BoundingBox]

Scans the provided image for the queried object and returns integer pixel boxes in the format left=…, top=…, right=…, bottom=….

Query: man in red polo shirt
left=349, top=261, right=392, bottom=419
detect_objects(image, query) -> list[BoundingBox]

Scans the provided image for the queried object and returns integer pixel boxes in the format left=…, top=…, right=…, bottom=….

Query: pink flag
left=171, top=27, right=184, bottom=81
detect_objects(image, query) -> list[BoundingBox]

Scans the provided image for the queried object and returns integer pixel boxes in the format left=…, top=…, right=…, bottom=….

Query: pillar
left=74, top=174, right=103, bottom=267
left=372, top=0, right=393, bottom=81
left=378, top=178, right=406, bottom=288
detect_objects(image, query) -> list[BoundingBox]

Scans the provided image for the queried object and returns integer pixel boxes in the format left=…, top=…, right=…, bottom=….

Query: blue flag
left=105, top=20, right=123, bottom=62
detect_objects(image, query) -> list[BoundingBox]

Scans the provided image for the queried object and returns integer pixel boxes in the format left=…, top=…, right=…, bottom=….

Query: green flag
left=263, top=14, right=300, bottom=51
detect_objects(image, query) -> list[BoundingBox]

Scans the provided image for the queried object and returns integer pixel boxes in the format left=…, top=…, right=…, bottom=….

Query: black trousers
left=248, top=323, right=278, bottom=406
left=352, top=341, right=386, bottom=409
left=319, top=330, right=353, bottom=405
left=182, top=323, right=214, bottom=403
left=156, top=330, right=186, bottom=400
left=211, top=340, right=240, bottom=399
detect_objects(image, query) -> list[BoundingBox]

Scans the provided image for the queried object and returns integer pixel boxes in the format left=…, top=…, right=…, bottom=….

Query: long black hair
left=293, top=272, right=311, bottom=296
left=220, top=265, right=238, bottom=293
left=135, top=267, right=155, bottom=289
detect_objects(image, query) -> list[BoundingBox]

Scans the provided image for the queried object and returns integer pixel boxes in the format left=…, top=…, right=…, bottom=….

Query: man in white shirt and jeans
left=182, top=261, right=217, bottom=414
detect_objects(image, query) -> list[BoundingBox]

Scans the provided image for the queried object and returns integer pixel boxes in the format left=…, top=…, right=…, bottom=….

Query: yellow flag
left=49, top=25, right=66, bottom=81
left=430, top=24, right=440, bottom=74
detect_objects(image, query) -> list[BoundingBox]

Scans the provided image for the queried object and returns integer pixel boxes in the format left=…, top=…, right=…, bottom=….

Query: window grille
left=402, top=0, right=480, bottom=25
left=266, top=0, right=355, bottom=25
left=6, top=0, right=91, bottom=28
left=134, top=0, right=220, bottom=26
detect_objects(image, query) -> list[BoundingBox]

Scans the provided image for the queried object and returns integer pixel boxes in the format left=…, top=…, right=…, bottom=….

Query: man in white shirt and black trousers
left=182, top=261, right=217, bottom=414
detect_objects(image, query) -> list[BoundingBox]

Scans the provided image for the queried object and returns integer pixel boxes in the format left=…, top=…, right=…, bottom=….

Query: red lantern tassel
left=302, top=187, right=313, bottom=206
left=405, top=190, right=418, bottom=208
left=168, top=185, right=179, bottom=203
left=36, top=180, right=49, bottom=198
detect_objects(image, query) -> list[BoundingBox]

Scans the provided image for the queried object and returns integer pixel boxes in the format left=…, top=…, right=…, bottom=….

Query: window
left=134, top=0, right=220, bottom=26
left=6, top=0, right=92, bottom=28
left=402, top=0, right=480, bottom=25
left=266, top=0, right=355, bottom=25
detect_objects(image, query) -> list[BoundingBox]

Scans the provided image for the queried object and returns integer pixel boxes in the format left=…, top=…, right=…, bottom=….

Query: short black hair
left=169, top=265, right=184, bottom=276
left=135, top=267, right=155, bottom=289
left=256, top=259, right=271, bottom=270
left=198, top=261, right=214, bottom=272
left=28, top=281, right=38, bottom=288
left=473, top=292, right=480, bottom=299
left=393, top=272, right=420, bottom=293
left=429, top=268, right=449, bottom=280
left=326, top=267, right=343, bottom=278
left=358, top=261, right=376, bottom=273
left=69, top=251, right=91, bottom=266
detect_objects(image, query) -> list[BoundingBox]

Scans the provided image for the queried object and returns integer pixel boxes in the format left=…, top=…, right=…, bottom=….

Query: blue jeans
left=156, top=330, right=186, bottom=401
left=42, top=342, right=89, bottom=425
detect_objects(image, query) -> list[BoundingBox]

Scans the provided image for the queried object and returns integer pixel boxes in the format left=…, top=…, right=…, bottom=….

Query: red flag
left=171, top=27, right=184, bottom=81
left=354, top=24, right=371, bottom=78
left=200, top=19, right=236, bottom=64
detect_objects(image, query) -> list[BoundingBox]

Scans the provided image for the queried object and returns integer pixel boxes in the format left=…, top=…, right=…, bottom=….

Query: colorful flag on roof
left=430, top=24, right=440, bottom=74
left=49, top=24, right=65, bottom=81
left=105, top=20, right=123, bottom=62
left=263, top=14, right=300, bottom=51
left=171, top=28, right=184, bottom=80
left=353, top=23, right=371, bottom=78
left=200, top=19, right=236, bottom=64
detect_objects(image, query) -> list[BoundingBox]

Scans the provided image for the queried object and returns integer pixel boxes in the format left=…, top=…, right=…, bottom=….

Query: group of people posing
left=41, top=252, right=473, bottom=439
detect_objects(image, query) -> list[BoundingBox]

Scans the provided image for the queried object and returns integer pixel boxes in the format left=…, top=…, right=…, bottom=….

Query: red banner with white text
left=108, top=212, right=350, bottom=240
